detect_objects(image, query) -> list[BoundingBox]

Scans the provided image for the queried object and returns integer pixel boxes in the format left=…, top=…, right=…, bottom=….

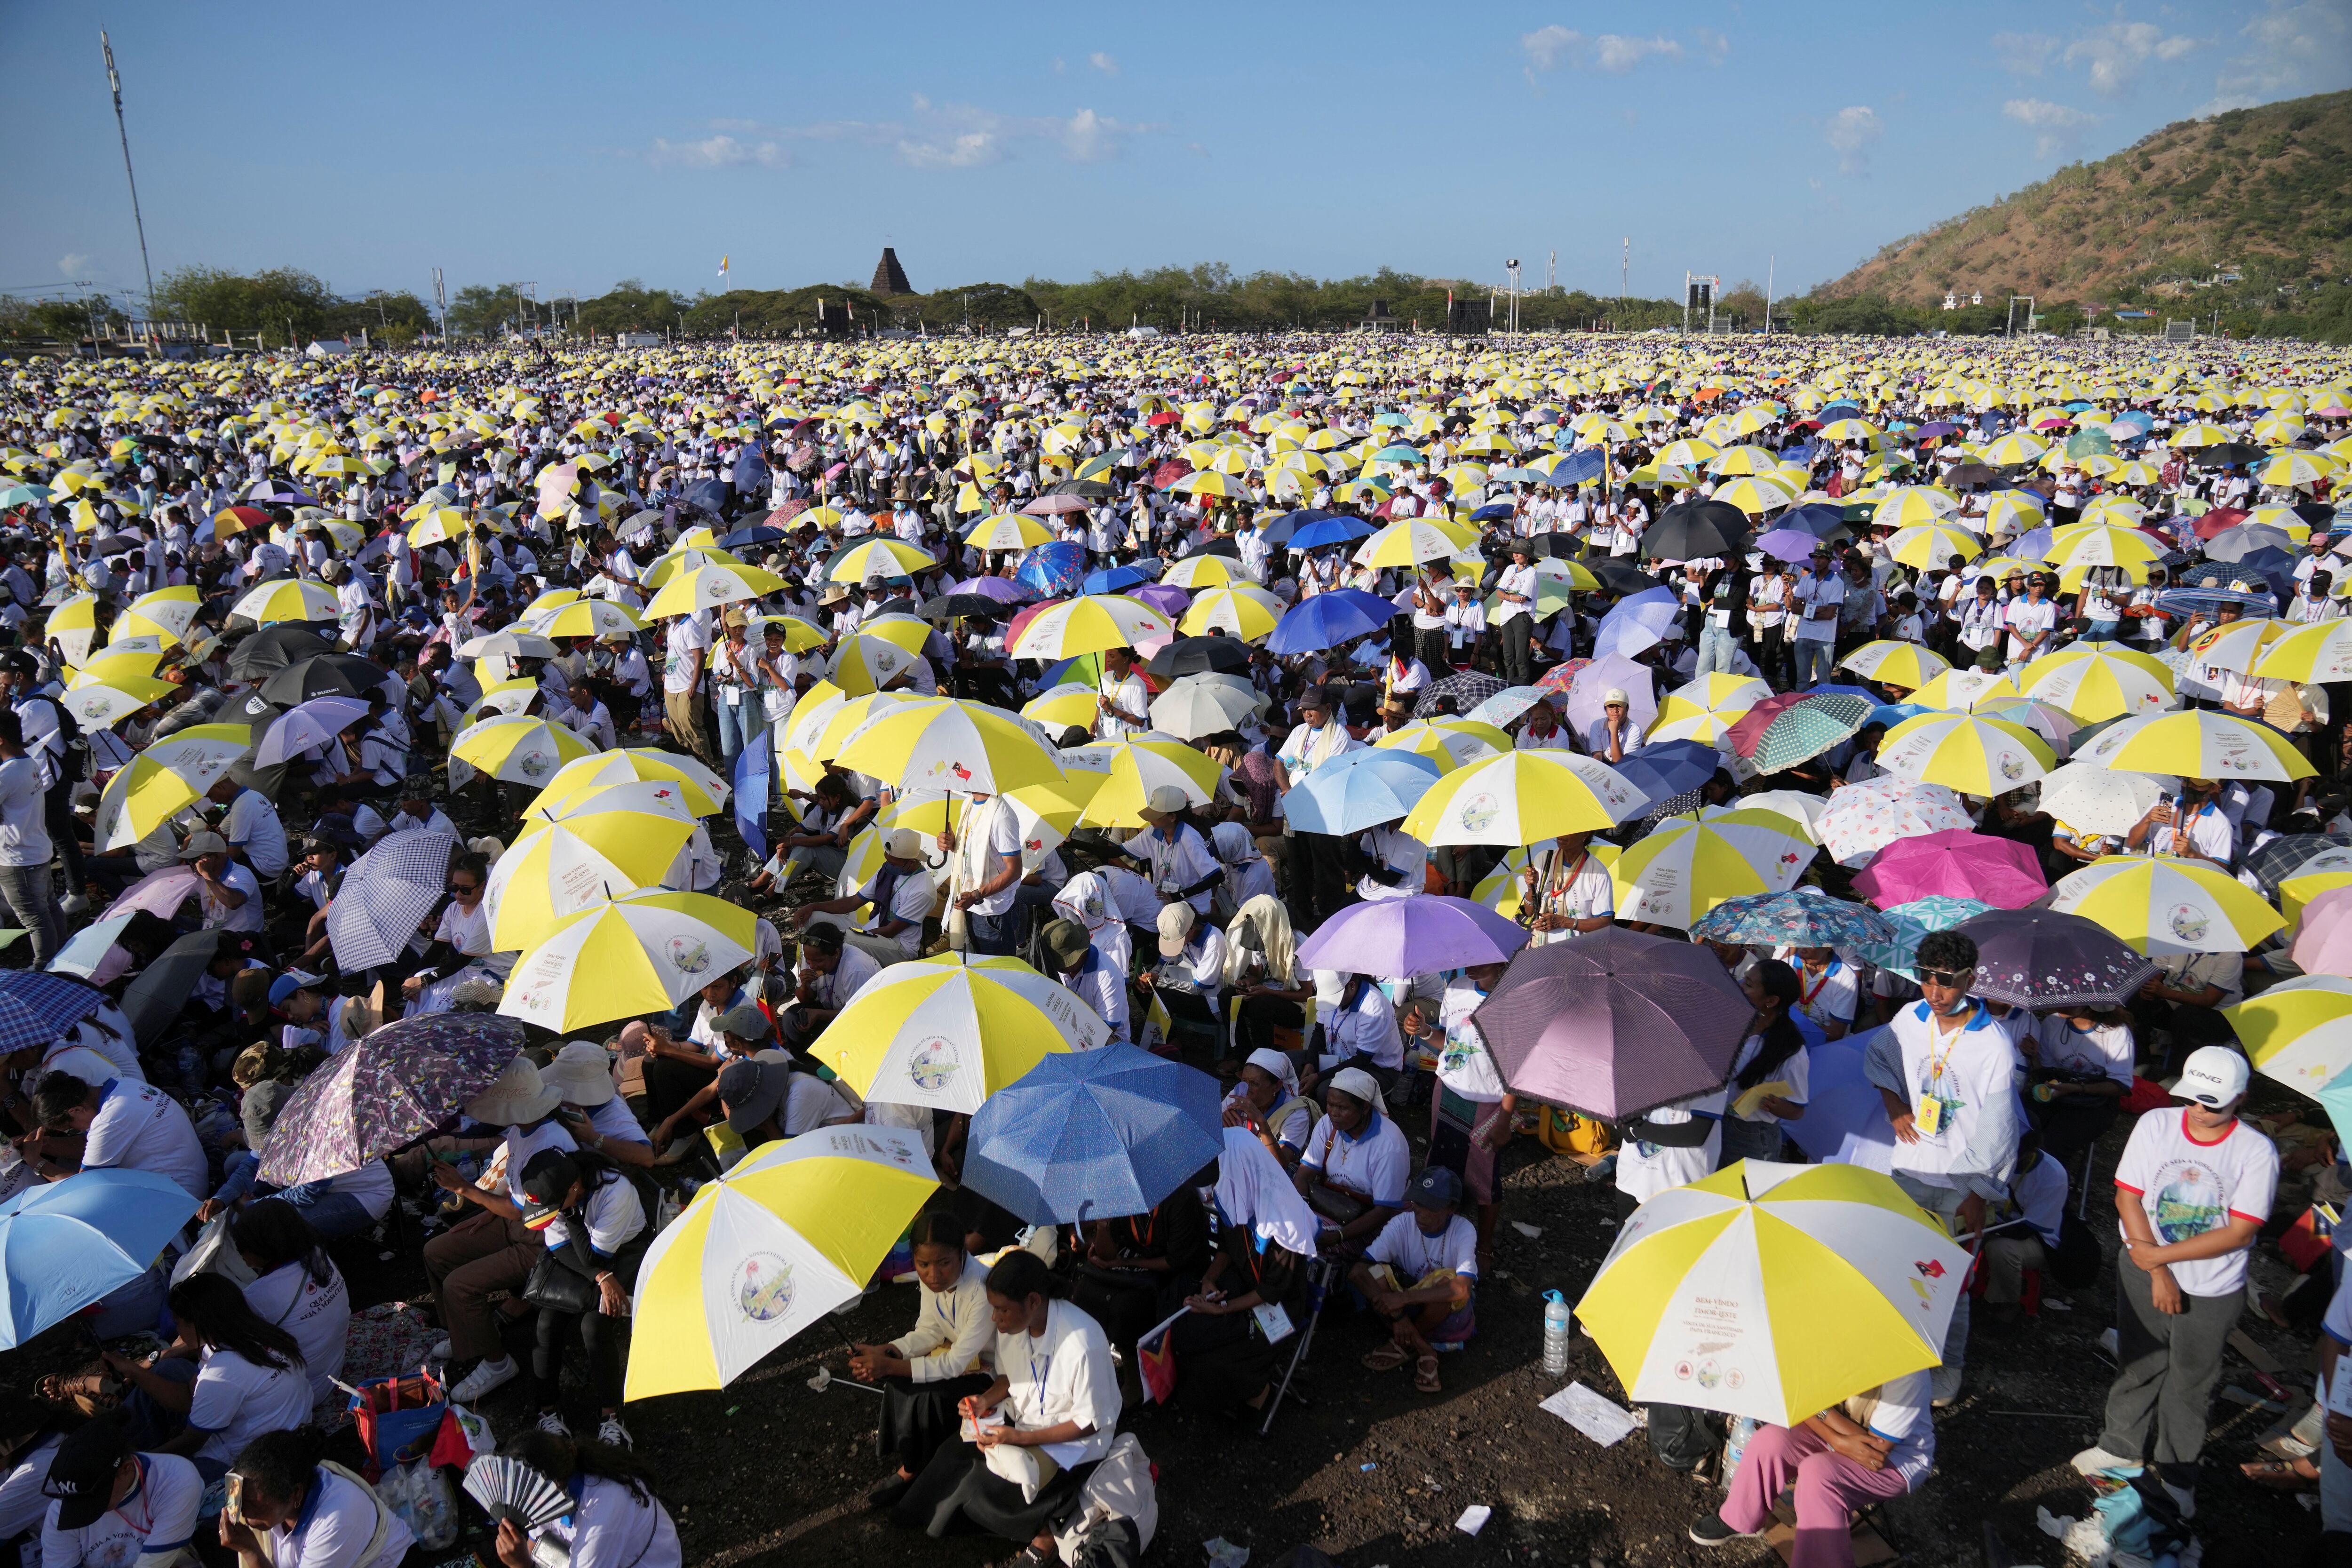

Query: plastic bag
left=376, top=1460, right=459, bottom=1550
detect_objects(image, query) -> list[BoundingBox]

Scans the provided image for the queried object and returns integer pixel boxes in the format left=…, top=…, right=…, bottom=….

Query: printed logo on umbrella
left=907, top=1037, right=961, bottom=1093
left=517, top=748, right=551, bottom=779
left=1997, top=751, right=2025, bottom=781
left=735, top=1253, right=796, bottom=1322
left=2167, top=903, right=2210, bottom=943
left=1457, top=792, right=1502, bottom=833
left=665, top=937, right=712, bottom=975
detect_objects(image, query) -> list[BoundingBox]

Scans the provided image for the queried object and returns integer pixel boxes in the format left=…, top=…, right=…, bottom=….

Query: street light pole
left=99, top=31, right=157, bottom=321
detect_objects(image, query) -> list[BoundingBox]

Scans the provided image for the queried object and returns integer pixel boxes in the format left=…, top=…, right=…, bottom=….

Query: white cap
left=1602, top=688, right=1630, bottom=706
left=884, top=827, right=925, bottom=859
left=1143, top=783, right=1190, bottom=817
left=2174, top=1046, right=2249, bottom=1108
left=1156, top=901, right=1196, bottom=957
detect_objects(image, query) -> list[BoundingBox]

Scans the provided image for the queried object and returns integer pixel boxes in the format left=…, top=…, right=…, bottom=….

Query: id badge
left=1253, top=1302, right=1295, bottom=1344
left=1913, top=1094, right=1944, bottom=1136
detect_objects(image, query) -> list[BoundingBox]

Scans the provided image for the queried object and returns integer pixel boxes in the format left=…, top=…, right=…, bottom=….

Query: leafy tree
left=0, top=293, right=127, bottom=342
left=446, top=283, right=539, bottom=339
left=151, top=266, right=339, bottom=345
left=575, top=279, right=688, bottom=336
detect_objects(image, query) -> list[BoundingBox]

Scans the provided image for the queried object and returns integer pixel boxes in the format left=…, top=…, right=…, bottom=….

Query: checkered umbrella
left=327, top=832, right=459, bottom=972
left=1723, top=693, right=1872, bottom=775
left=0, top=973, right=105, bottom=1055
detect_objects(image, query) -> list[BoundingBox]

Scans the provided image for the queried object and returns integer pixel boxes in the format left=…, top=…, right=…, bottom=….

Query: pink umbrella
left=1022, top=494, right=1091, bottom=516
left=100, top=866, right=201, bottom=922
left=1850, top=829, right=2047, bottom=910
left=2291, top=885, right=2352, bottom=977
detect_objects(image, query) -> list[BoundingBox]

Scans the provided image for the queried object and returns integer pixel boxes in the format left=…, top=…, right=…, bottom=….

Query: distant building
left=871, top=248, right=914, bottom=297
left=1359, top=299, right=1404, bottom=333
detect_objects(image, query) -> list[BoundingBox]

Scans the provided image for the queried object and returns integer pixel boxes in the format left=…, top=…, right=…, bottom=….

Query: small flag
left=1136, top=1321, right=1178, bottom=1404
left=716, top=255, right=729, bottom=278
left=734, top=736, right=770, bottom=861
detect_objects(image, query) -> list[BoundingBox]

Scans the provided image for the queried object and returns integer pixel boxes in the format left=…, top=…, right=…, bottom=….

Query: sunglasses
left=447, top=881, right=480, bottom=896
left=1917, top=967, right=1975, bottom=989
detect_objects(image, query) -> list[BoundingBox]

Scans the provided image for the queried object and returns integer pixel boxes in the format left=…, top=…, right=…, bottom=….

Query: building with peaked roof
left=871, top=248, right=913, bottom=297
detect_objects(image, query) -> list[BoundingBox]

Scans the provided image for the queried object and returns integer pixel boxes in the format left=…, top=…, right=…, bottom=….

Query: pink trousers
left=1721, top=1423, right=1911, bottom=1568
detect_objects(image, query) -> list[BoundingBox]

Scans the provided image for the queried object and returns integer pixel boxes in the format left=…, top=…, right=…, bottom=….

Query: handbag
left=521, top=1251, right=601, bottom=1316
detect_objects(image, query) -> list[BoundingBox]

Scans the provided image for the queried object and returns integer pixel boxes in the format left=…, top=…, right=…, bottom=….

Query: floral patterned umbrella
left=1953, top=907, right=2157, bottom=1009
left=1688, top=888, right=1897, bottom=949
left=256, top=1015, right=525, bottom=1186
left=1816, top=776, right=1973, bottom=868
left=1849, top=897, right=1994, bottom=979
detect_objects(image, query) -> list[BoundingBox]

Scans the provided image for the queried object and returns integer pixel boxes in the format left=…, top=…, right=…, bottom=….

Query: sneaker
left=1930, top=1365, right=1963, bottom=1408
left=536, top=1411, right=571, bottom=1437
left=1689, top=1515, right=1752, bottom=1548
left=2071, top=1445, right=2140, bottom=1477
left=58, top=892, right=89, bottom=916
left=450, top=1356, right=518, bottom=1401
left=596, top=1415, right=633, bottom=1449
left=427, top=1338, right=453, bottom=1363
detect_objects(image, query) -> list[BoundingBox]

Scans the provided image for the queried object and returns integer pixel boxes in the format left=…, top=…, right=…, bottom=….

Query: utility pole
left=431, top=268, right=446, bottom=340
left=1621, top=238, right=1628, bottom=302
left=1547, top=250, right=1556, bottom=292
left=1764, top=256, right=1774, bottom=336
left=99, top=30, right=157, bottom=319
left=1505, top=259, right=1520, bottom=337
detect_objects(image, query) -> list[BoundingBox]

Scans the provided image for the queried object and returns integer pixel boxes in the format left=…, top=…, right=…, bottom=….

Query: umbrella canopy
left=1690, top=888, right=1898, bottom=949
left=1176, top=585, right=1281, bottom=642
left=961, top=1044, right=1225, bottom=1225
left=2037, top=760, right=2175, bottom=839
left=1612, top=739, right=1728, bottom=806
left=1402, top=749, right=1648, bottom=847
left=0, top=1170, right=200, bottom=1348
left=1591, top=587, right=1682, bottom=660
left=0, top=971, right=108, bottom=1054
left=451, top=713, right=599, bottom=787
left=834, top=696, right=1064, bottom=795
left=1640, top=498, right=1752, bottom=562
left=1817, top=777, right=1973, bottom=867
left=1851, top=897, right=1997, bottom=979
left=2241, top=833, right=2352, bottom=897
left=2293, top=886, right=2352, bottom=975
left=1612, top=818, right=1816, bottom=930
left=1875, top=712, right=2056, bottom=795
left=255, top=695, right=370, bottom=768
left=1474, top=926, right=1752, bottom=1120
left=2076, top=708, right=2315, bottom=783
left=1073, top=739, right=1225, bottom=828
left=2229, top=975, right=2352, bottom=1097
left=1838, top=640, right=1951, bottom=689
left=2046, top=854, right=2285, bottom=956
left=225, top=625, right=333, bottom=681
left=487, top=783, right=697, bottom=948
left=1576, top=1161, right=1970, bottom=1427
left=1953, top=907, right=2157, bottom=1008
left=530, top=748, right=728, bottom=818
left=1850, top=830, right=2047, bottom=910
left=258, top=653, right=392, bottom=705
left=257, top=1015, right=526, bottom=1186
left=1144, top=636, right=1251, bottom=679
left=1724, top=693, right=1872, bottom=774
left=1009, top=595, right=1173, bottom=660
left=1279, top=746, right=1443, bottom=836
left=326, top=831, right=458, bottom=972
left=1372, top=718, right=1508, bottom=773
left=627, top=1123, right=937, bottom=1401
left=1146, top=674, right=1263, bottom=740
left=1014, top=541, right=1089, bottom=597
left=1561, top=653, right=1661, bottom=736
left=1265, top=589, right=1398, bottom=655
left=230, top=578, right=340, bottom=627
left=815, top=953, right=1106, bottom=1115
left=1649, top=673, right=1773, bottom=745
left=500, top=890, right=758, bottom=1033
left=1413, top=669, right=1509, bottom=720
left=1296, top=893, right=1530, bottom=978
left=91, top=725, right=251, bottom=850
left=2253, top=619, right=2352, bottom=685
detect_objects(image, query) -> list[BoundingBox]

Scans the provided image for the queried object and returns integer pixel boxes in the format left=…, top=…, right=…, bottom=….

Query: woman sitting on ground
left=1172, top=1126, right=1318, bottom=1418
left=516, top=1148, right=648, bottom=1449
left=889, top=1251, right=1121, bottom=1563
left=1293, top=1067, right=1410, bottom=1257
left=1067, top=1183, right=1212, bottom=1360
left=101, top=1275, right=310, bottom=1482
left=850, top=1211, right=998, bottom=1511
left=231, top=1200, right=351, bottom=1404
left=489, top=1429, right=681, bottom=1568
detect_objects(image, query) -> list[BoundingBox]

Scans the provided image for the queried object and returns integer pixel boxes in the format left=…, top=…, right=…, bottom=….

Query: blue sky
left=4, top=1, right=2347, bottom=312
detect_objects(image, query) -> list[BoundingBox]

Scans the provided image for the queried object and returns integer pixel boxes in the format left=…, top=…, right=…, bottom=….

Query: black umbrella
left=1144, top=637, right=1250, bottom=678
left=1412, top=669, right=1506, bottom=718
left=2193, top=443, right=2262, bottom=468
left=1640, top=498, right=1752, bottom=562
left=1586, top=558, right=1662, bottom=596
left=259, top=653, right=389, bottom=705
left=931, top=593, right=1015, bottom=620
left=1945, top=462, right=1999, bottom=487
left=121, top=930, right=226, bottom=1048
left=1955, top=907, right=2156, bottom=1009
left=226, top=625, right=333, bottom=681
left=1046, top=478, right=1118, bottom=501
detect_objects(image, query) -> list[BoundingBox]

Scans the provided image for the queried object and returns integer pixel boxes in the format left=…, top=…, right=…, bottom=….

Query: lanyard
left=1800, top=964, right=1836, bottom=1008
left=1024, top=1333, right=1052, bottom=1425
left=1923, top=1003, right=1977, bottom=1090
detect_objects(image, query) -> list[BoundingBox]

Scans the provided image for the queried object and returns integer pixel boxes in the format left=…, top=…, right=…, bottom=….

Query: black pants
left=1416, top=628, right=1450, bottom=674
left=1235, top=995, right=1304, bottom=1059
left=1291, top=832, right=1354, bottom=932
left=1498, top=618, right=1534, bottom=685
left=44, top=781, right=81, bottom=893
left=534, top=1302, right=626, bottom=1411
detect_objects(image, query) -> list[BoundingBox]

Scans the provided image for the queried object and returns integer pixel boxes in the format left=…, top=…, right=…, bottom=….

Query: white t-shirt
left=1300, top=1109, right=1410, bottom=1207
left=256, top=1465, right=415, bottom=1568
left=1727, top=1033, right=1812, bottom=1123
left=1851, top=1369, right=1937, bottom=1490
left=958, top=796, right=1025, bottom=918
left=1433, top=979, right=1505, bottom=1103
left=1790, top=571, right=1845, bottom=642
left=243, top=1259, right=351, bottom=1401
left=1364, top=1210, right=1481, bottom=1281
left=1615, top=1087, right=1727, bottom=1203
left=0, top=755, right=49, bottom=868
left=533, top=1475, right=681, bottom=1568
left=82, top=1079, right=208, bottom=1201
left=1875, top=1001, right=2020, bottom=1197
left=1790, top=960, right=1859, bottom=1033
left=41, top=1452, right=203, bottom=1568
left=0, top=1433, right=63, bottom=1541
left=544, top=1174, right=647, bottom=1258
left=2031, top=1017, right=2134, bottom=1088
left=187, top=1345, right=312, bottom=1465
left=661, top=615, right=710, bottom=695
left=2113, top=1107, right=2278, bottom=1297
left=854, top=867, right=935, bottom=957
left=2002, top=597, right=2057, bottom=661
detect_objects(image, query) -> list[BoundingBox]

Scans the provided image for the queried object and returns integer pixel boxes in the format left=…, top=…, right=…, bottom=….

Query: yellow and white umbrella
left=1372, top=719, right=1509, bottom=772
left=2227, top=975, right=2352, bottom=1095
left=828, top=631, right=921, bottom=697
left=500, top=889, right=758, bottom=1033
left=1611, top=818, right=1815, bottom=929
left=1353, top=518, right=1473, bottom=568
left=230, top=578, right=340, bottom=626
left=834, top=696, right=1065, bottom=795
left=1649, top=674, right=1771, bottom=745
left=2185, top=616, right=2292, bottom=676
left=1838, top=640, right=1950, bottom=689
left=523, top=596, right=646, bottom=641
left=2076, top=708, right=2314, bottom=783
left=2013, top=645, right=2174, bottom=720
left=1021, top=683, right=1102, bottom=735
left=1874, top=712, right=2057, bottom=795
left=1576, top=1161, right=1971, bottom=1427
left=450, top=712, right=600, bottom=786
left=2253, top=619, right=2352, bottom=685
left=1009, top=595, right=1173, bottom=660
left=964, top=512, right=1054, bottom=551
left=816, top=953, right=1107, bottom=1114
left=1160, top=554, right=1245, bottom=590
left=91, top=724, right=250, bottom=849
left=1178, top=584, right=1284, bottom=642
left=61, top=675, right=174, bottom=729
left=486, top=782, right=699, bottom=949
left=643, top=561, right=787, bottom=620
left=2045, top=854, right=2285, bottom=956
left=1884, top=524, right=1979, bottom=569
left=530, top=748, right=727, bottom=818
left=43, top=595, right=103, bottom=667
left=1905, top=667, right=2019, bottom=712
left=110, top=587, right=203, bottom=648
left=826, top=537, right=937, bottom=582
left=625, top=1123, right=936, bottom=1401
left=1402, top=750, right=1647, bottom=846
left=1072, top=739, right=1225, bottom=828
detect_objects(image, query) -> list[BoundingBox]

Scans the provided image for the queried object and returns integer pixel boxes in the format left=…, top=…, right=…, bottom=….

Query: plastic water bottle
left=1541, top=1289, right=1573, bottom=1376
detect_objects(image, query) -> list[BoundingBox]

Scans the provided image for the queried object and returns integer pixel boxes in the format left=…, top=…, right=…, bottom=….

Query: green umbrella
left=1726, top=693, right=1873, bottom=775
left=2066, top=428, right=2114, bottom=460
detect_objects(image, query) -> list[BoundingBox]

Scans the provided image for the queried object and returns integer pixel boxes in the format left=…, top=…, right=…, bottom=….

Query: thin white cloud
left=899, top=131, right=997, bottom=169
left=2202, top=0, right=2352, bottom=113
left=2004, top=97, right=2101, bottom=158
left=648, top=135, right=787, bottom=169
left=1990, top=31, right=2060, bottom=76
left=1088, top=51, right=1119, bottom=75
left=2064, top=17, right=2198, bottom=96
left=57, top=253, right=88, bottom=278
left=661, top=100, right=1157, bottom=172
left=1519, top=25, right=1725, bottom=78
left=1825, top=105, right=1884, bottom=175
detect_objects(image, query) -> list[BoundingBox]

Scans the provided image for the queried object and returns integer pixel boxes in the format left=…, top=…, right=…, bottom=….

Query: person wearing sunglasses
left=400, top=854, right=496, bottom=1019
left=1863, top=930, right=2020, bottom=1409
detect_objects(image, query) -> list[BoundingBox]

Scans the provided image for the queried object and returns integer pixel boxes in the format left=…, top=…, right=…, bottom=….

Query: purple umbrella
left=1787, top=1027, right=1898, bottom=1173
left=1953, top=907, right=2157, bottom=1009
left=1472, top=926, right=1751, bottom=1121
left=947, top=575, right=1036, bottom=605
left=257, top=1015, right=526, bottom=1186
left=1563, top=653, right=1658, bottom=737
left=1755, top=527, right=1820, bottom=565
left=1295, top=894, right=1528, bottom=979
left=1129, top=582, right=1190, bottom=618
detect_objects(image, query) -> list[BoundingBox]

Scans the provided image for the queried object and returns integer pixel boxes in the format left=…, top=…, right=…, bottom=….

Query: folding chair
left=1258, top=1254, right=1338, bottom=1435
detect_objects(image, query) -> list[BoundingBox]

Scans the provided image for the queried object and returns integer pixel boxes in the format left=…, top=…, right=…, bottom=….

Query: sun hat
left=463, top=1057, right=563, bottom=1127
left=1042, top=918, right=1091, bottom=971
left=540, top=1041, right=617, bottom=1108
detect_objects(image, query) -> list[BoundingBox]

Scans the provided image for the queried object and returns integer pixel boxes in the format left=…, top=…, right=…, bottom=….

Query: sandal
left=2241, top=1456, right=2319, bottom=1490
left=1414, top=1354, right=1442, bottom=1394
left=1360, top=1344, right=1410, bottom=1373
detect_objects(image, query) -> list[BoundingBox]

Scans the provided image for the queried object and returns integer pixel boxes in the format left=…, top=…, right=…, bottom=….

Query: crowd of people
left=0, top=327, right=2346, bottom=1567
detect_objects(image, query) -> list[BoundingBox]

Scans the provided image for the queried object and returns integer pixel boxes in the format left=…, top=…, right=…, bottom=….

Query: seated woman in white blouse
left=851, top=1211, right=998, bottom=1509
left=489, top=1429, right=680, bottom=1568
left=889, top=1250, right=1121, bottom=1559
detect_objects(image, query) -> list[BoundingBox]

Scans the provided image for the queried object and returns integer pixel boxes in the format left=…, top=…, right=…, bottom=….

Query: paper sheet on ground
left=1539, top=1381, right=1640, bottom=1446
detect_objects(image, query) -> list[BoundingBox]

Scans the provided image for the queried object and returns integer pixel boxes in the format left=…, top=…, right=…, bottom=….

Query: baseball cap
left=517, top=1147, right=580, bottom=1231
left=1602, top=688, right=1629, bottom=706
left=1409, top=1166, right=1462, bottom=1209
left=884, top=827, right=925, bottom=859
left=267, top=971, right=323, bottom=1010
left=1142, top=784, right=1190, bottom=819
left=1042, top=918, right=1091, bottom=972
left=714, top=1003, right=771, bottom=1046
left=42, top=1420, right=131, bottom=1530
left=1156, top=901, right=1196, bottom=958
left=715, top=1056, right=787, bottom=1133
left=179, top=830, right=228, bottom=861
left=2175, top=1045, right=2250, bottom=1108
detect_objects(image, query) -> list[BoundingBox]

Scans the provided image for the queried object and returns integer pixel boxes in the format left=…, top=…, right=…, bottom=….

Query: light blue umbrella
left=962, top=1044, right=1224, bottom=1224
left=1467, top=685, right=1547, bottom=729
left=1689, top=888, right=1898, bottom=949
left=1592, top=586, right=1682, bottom=659
left=0, top=1169, right=198, bottom=1347
left=1280, top=747, right=1443, bottom=835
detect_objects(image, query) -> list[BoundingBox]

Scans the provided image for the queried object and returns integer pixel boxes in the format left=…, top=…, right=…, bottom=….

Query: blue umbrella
left=681, top=478, right=729, bottom=516
left=1288, top=515, right=1372, bottom=550
left=1755, top=527, right=1819, bottom=565
left=718, top=523, right=787, bottom=549
left=1266, top=507, right=1342, bottom=545
left=1866, top=702, right=1934, bottom=732
left=962, top=1044, right=1225, bottom=1224
left=1467, top=685, right=1547, bottom=729
left=1689, top=888, right=1898, bottom=948
left=1798, top=681, right=1881, bottom=702
left=1469, top=503, right=1515, bottom=523
left=1267, top=589, right=1397, bottom=654
left=1082, top=564, right=1153, bottom=594
left=0, top=972, right=106, bottom=1054
left=1592, top=586, right=1681, bottom=659
left=1015, top=541, right=1088, bottom=598
left=1775, top=502, right=1849, bottom=538
left=1541, top=448, right=1606, bottom=487
left=0, top=1169, right=198, bottom=1347
left=1785, top=1027, right=1898, bottom=1173
left=1280, top=747, right=1443, bottom=835
left=1612, top=740, right=1723, bottom=805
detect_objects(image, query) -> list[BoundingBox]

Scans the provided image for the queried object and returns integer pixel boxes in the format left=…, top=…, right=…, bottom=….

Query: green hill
left=1819, top=89, right=2352, bottom=322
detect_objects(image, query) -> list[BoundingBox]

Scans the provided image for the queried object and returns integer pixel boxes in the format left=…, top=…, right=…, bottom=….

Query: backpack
left=34, top=695, right=84, bottom=783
